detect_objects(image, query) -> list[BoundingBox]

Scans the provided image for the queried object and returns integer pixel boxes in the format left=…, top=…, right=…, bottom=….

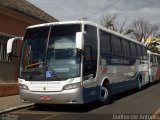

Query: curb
left=0, top=103, right=34, bottom=114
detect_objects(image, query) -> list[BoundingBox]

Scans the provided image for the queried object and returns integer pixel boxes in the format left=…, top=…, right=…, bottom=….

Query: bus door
left=82, top=25, right=100, bottom=103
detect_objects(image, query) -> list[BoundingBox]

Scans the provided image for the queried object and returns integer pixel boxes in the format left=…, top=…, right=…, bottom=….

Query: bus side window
left=84, top=46, right=92, bottom=70
left=112, top=36, right=122, bottom=56
left=130, top=42, right=136, bottom=58
left=121, top=39, right=130, bottom=57
left=100, top=30, right=111, bottom=63
left=136, top=45, right=143, bottom=59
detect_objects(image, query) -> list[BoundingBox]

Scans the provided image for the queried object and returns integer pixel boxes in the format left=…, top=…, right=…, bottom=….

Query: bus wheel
left=100, top=83, right=111, bottom=105
left=137, top=77, right=142, bottom=91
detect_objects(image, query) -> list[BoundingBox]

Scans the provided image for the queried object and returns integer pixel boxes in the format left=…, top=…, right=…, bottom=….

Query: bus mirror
left=7, top=37, right=23, bottom=56
left=76, top=32, right=83, bottom=49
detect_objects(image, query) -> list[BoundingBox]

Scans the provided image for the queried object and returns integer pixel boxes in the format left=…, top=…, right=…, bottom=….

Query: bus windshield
left=19, top=24, right=81, bottom=80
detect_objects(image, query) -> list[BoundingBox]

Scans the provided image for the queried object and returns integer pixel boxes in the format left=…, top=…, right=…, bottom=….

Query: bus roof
left=27, top=20, right=145, bottom=46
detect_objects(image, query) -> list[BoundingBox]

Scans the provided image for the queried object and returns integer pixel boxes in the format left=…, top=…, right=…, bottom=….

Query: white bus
left=7, top=21, right=149, bottom=104
left=148, top=50, right=160, bottom=83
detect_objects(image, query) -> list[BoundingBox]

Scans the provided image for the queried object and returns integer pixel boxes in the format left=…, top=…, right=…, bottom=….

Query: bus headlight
left=63, top=82, right=82, bottom=90
left=19, top=84, right=29, bottom=90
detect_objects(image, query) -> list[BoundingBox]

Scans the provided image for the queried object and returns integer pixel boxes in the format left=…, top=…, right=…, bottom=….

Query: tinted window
left=142, top=47, right=147, bottom=59
left=137, top=45, right=143, bottom=59
left=22, top=26, right=50, bottom=66
left=20, top=25, right=81, bottom=80
left=122, top=39, right=130, bottom=57
left=83, top=25, right=98, bottom=78
left=130, top=42, right=136, bottom=58
left=112, top=36, right=121, bottom=56
left=100, top=30, right=111, bottom=55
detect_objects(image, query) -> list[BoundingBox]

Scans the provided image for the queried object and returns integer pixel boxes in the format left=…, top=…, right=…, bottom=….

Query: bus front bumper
left=19, top=88, right=83, bottom=104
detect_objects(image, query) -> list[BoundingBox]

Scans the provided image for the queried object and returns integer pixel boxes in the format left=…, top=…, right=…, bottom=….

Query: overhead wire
left=82, top=0, right=121, bottom=20
left=138, top=0, right=160, bottom=10
left=85, top=0, right=160, bottom=20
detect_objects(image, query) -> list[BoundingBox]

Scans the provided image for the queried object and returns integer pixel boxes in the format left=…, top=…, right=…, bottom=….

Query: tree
left=127, top=18, right=160, bottom=44
left=99, top=12, right=127, bottom=34
left=147, top=39, right=160, bottom=53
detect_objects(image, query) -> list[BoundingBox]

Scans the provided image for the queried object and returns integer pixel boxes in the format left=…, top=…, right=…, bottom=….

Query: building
left=0, top=0, right=58, bottom=96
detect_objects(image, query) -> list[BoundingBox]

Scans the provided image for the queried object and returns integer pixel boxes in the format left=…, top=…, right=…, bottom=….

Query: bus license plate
left=40, top=96, right=51, bottom=101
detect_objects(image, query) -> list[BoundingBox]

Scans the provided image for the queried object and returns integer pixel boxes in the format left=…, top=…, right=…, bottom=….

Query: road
left=2, top=82, right=160, bottom=120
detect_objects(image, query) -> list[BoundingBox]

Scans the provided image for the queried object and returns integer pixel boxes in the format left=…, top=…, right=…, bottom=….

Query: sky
left=27, top=0, right=160, bottom=25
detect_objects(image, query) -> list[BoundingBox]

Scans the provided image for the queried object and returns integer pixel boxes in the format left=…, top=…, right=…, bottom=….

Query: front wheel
left=100, top=83, right=112, bottom=105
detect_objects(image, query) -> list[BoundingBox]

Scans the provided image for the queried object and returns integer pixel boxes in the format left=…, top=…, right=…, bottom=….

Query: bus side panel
left=110, top=76, right=139, bottom=95
left=99, top=59, right=148, bottom=95
left=149, top=65, right=159, bottom=82
left=153, top=66, right=160, bottom=81
left=139, top=60, right=149, bottom=86
left=98, top=58, right=140, bottom=95
left=83, top=84, right=100, bottom=103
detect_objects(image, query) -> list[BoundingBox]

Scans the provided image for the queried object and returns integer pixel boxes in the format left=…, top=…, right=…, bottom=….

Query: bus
left=7, top=21, right=149, bottom=104
left=148, top=50, right=160, bottom=83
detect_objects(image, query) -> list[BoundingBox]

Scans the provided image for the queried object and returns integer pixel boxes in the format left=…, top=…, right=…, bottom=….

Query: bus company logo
left=43, top=87, right=46, bottom=91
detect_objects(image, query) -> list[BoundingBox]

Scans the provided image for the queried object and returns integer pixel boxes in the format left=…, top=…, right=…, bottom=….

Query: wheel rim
left=101, top=86, right=109, bottom=101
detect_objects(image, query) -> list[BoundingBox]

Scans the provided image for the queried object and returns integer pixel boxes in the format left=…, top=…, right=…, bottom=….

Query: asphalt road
left=2, top=82, right=160, bottom=120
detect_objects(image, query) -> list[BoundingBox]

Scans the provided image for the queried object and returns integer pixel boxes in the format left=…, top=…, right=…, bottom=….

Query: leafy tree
left=147, top=38, right=160, bottom=53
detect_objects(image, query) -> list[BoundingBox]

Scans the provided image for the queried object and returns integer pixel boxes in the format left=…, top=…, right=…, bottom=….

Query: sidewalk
left=0, top=95, right=34, bottom=114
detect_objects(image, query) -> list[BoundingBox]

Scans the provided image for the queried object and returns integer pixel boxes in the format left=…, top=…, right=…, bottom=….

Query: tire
left=100, top=82, right=112, bottom=105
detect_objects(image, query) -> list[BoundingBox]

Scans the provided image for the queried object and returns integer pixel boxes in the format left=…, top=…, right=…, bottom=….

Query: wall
left=0, top=61, right=16, bottom=83
left=0, top=12, right=31, bottom=36
left=0, top=6, right=47, bottom=96
left=0, top=62, right=18, bottom=97
left=0, top=84, right=18, bottom=97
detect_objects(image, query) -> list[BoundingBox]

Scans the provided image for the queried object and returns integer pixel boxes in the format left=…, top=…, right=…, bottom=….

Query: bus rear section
left=148, top=51, right=160, bottom=83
